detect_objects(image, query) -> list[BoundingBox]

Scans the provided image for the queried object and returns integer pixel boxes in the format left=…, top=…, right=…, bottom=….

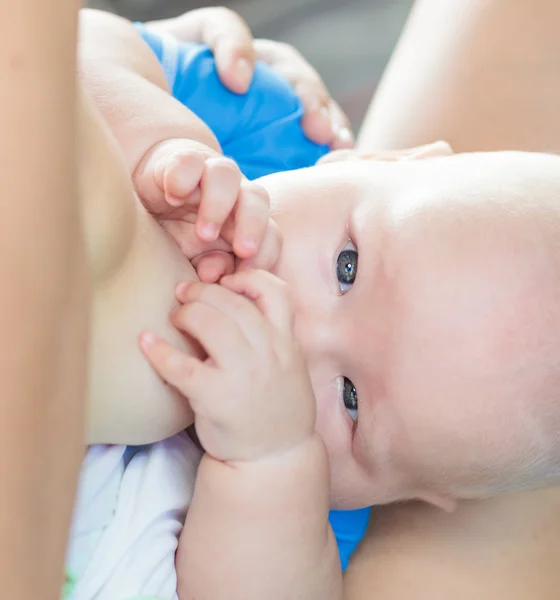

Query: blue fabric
left=135, top=22, right=372, bottom=570
left=135, top=23, right=328, bottom=180
left=328, top=508, right=371, bottom=571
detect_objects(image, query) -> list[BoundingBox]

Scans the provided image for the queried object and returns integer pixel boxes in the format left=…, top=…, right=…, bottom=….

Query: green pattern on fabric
left=61, top=575, right=167, bottom=600
left=123, top=597, right=169, bottom=600
left=61, top=570, right=77, bottom=600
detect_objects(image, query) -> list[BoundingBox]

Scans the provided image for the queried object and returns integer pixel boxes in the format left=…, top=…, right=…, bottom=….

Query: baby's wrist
left=201, top=430, right=325, bottom=472
left=227, top=432, right=327, bottom=470
left=199, top=433, right=330, bottom=507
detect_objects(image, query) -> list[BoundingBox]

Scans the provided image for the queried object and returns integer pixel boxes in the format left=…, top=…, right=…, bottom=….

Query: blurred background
left=86, top=0, right=413, bottom=130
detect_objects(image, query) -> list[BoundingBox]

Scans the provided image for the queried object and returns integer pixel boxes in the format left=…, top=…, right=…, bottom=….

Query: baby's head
left=259, top=150, right=560, bottom=510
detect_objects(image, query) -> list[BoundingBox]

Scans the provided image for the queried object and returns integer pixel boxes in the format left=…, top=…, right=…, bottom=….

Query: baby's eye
left=343, top=377, right=358, bottom=422
left=336, top=241, right=358, bottom=294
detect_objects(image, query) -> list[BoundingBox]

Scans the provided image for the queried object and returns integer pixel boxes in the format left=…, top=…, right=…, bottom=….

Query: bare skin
left=79, top=8, right=560, bottom=599
left=343, top=0, right=560, bottom=597
left=77, top=12, right=342, bottom=600
left=75, top=5, right=560, bottom=598
left=0, top=1, right=90, bottom=597
left=345, top=487, right=560, bottom=600
left=359, top=0, right=560, bottom=153
left=79, top=83, right=201, bottom=445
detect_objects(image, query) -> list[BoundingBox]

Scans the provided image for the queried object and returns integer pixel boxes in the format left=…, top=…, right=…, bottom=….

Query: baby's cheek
left=453, top=402, right=541, bottom=495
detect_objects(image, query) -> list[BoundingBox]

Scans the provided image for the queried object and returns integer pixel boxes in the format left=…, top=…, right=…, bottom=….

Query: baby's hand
left=146, top=7, right=354, bottom=149
left=139, top=269, right=316, bottom=463
left=134, top=138, right=281, bottom=282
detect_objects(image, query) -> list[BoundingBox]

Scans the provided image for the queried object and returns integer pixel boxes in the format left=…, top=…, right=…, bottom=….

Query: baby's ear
left=317, top=140, right=453, bottom=165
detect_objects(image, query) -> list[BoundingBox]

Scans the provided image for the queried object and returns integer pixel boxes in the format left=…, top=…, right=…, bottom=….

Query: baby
left=97, top=8, right=560, bottom=510
left=72, top=6, right=560, bottom=600
left=68, top=8, right=363, bottom=600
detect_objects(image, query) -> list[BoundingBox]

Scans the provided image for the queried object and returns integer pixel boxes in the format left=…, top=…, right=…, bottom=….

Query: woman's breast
left=78, top=87, right=200, bottom=445
left=88, top=206, right=201, bottom=445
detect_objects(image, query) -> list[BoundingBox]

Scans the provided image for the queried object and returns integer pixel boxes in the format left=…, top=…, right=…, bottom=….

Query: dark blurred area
left=87, top=0, right=413, bottom=130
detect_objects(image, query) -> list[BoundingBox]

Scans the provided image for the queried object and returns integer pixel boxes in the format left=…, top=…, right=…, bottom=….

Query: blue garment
left=135, top=23, right=371, bottom=570
left=135, top=23, right=328, bottom=180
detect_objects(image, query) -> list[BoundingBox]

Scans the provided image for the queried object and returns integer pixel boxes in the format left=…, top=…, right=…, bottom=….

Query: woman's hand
left=145, top=6, right=354, bottom=149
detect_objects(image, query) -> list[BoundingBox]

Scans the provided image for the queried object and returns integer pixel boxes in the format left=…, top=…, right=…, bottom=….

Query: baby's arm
left=78, top=8, right=221, bottom=174
left=140, top=272, right=342, bottom=600
left=79, top=10, right=279, bottom=276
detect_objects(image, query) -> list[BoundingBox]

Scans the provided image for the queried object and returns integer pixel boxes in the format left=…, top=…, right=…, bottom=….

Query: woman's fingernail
left=422, top=140, right=451, bottom=150
left=335, top=127, right=354, bottom=144
left=412, top=141, right=453, bottom=156
left=303, top=96, right=321, bottom=113
left=319, top=106, right=330, bottom=121
left=235, top=58, right=252, bottom=89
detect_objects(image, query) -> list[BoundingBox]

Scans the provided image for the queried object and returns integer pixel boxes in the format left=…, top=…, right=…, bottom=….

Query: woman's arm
left=359, top=0, right=560, bottom=153
left=0, top=0, right=89, bottom=597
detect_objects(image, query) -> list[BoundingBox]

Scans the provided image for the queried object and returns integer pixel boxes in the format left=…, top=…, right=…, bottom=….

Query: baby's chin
left=328, top=482, right=405, bottom=510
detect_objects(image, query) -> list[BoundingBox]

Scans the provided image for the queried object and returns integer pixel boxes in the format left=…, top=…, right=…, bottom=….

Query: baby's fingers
left=192, top=250, right=235, bottom=284
left=231, top=183, right=271, bottom=259
left=176, top=280, right=269, bottom=352
left=134, top=139, right=213, bottom=216
left=171, top=301, right=250, bottom=370
left=237, top=218, right=281, bottom=273
left=138, top=331, right=212, bottom=400
left=197, top=157, right=242, bottom=242
left=220, top=269, right=294, bottom=332
left=161, top=151, right=205, bottom=206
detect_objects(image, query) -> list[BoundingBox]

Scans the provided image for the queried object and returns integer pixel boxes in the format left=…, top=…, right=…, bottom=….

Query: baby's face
left=259, top=151, right=560, bottom=509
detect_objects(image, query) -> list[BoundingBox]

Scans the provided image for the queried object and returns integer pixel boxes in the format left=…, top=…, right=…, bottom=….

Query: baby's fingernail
left=175, top=281, right=192, bottom=298
left=235, top=58, right=252, bottom=89
left=319, top=106, right=330, bottom=121
left=167, top=195, right=184, bottom=207
left=139, top=331, right=157, bottom=349
left=199, top=223, right=218, bottom=241
left=239, top=235, right=257, bottom=253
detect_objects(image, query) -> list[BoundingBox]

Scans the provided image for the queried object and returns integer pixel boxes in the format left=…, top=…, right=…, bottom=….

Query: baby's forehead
left=266, top=151, right=560, bottom=227
left=420, top=151, right=560, bottom=200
